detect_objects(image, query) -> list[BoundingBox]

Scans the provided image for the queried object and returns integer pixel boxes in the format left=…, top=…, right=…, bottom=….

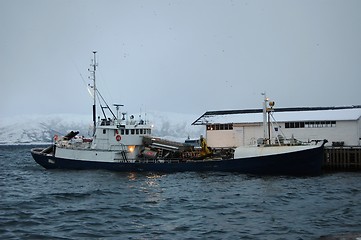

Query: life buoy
left=116, top=134, right=121, bottom=141
left=54, top=135, right=58, bottom=141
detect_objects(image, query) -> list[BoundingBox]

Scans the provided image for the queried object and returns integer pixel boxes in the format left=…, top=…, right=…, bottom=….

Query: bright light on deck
left=128, top=146, right=135, bottom=153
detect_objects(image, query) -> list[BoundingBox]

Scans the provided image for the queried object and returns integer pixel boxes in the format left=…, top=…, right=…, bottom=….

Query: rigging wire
left=98, top=69, right=115, bottom=105
left=73, top=61, right=94, bottom=99
left=96, top=89, right=116, bottom=119
left=270, top=112, right=288, bottom=144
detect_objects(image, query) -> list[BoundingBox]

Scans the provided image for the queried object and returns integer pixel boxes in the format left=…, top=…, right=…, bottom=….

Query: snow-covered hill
left=0, top=112, right=204, bottom=145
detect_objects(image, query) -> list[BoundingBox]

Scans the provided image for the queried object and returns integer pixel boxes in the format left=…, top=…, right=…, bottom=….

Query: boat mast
left=262, top=93, right=275, bottom=145
left=89, top=51, right=98, bottom=135
left=262, top=93, right=268, bottom=144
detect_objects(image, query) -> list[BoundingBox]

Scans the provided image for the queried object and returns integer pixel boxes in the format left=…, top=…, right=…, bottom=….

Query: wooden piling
left=323, top=146, right=361, bottom=171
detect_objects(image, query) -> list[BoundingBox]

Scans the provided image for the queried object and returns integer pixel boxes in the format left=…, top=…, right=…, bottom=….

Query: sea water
left=1, top=145, right=361, bottom=239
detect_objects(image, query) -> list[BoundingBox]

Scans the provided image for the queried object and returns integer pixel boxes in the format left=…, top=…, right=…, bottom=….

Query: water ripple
left=1, top=146, right=361, bottom=239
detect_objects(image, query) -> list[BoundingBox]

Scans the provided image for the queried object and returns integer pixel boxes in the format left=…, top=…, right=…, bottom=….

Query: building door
left=234, top=126, right=244, bottom=147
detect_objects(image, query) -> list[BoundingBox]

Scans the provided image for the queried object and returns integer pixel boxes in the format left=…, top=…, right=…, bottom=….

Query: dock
left=323, top=146, right=361, bottom=171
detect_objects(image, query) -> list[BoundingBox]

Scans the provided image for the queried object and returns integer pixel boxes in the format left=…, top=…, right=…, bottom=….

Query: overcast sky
left=1, top=0, right=360, bottom=118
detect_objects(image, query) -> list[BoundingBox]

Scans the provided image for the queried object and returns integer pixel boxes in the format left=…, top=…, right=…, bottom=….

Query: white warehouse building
left=192, top=106, right=361, bottom=147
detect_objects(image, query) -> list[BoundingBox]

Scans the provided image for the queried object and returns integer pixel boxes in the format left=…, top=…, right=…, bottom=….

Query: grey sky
left=1, top=0, right=360, bottom=118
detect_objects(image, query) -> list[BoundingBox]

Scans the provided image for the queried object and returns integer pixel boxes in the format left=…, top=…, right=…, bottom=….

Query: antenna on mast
left=113, top=104, right=124, bottom=120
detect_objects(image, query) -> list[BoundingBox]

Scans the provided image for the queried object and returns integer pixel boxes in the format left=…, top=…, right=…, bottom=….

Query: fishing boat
left=31, top=52, right=327, bottom=175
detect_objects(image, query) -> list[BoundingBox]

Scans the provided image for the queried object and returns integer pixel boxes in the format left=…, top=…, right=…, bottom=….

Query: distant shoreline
left=0, top=142, right=51, bottom=146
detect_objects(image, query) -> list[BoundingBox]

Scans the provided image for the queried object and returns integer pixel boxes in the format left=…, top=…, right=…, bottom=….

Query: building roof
left=192, top=106, right=361, bottom=125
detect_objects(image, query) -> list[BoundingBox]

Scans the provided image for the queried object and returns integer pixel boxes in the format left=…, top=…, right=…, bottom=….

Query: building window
left=206, top=124, right=233, bottom=131
left=286, top=121, right=336, bottom=128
